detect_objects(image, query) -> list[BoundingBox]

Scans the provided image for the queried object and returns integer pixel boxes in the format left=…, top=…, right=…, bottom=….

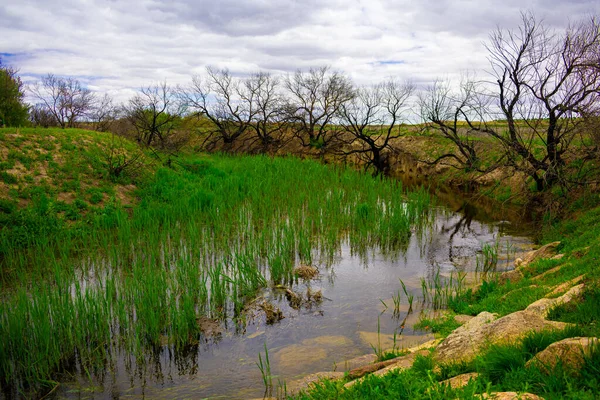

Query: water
left=55, top=199, right=534, bottom=399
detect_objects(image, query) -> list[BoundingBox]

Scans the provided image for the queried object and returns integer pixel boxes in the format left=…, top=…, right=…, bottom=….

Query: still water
left=57, top=199, right=533, bottom=399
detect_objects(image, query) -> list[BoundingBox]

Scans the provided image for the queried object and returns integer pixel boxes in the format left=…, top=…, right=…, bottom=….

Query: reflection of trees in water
left=442, top=202, right=478, bottom=266
left=441, top=202, right=478, bottom=241
left=424, top=202, right=481, bottom=279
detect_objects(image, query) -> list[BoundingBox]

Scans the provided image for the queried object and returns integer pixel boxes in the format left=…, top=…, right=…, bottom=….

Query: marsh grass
left=476, top=240, right=499, bottom=274
left=420, top=269, right=467, bottom=310
left=399, top=279, right=414, bottom=310
left=0, top=147, right=434, bottom=395
left=257, top=342, right=272, bottom=395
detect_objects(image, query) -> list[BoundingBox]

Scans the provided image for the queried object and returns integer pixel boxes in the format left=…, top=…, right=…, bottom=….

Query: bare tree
left=29, top=74, right=95, bottom=128
left=339, top=80, right=414, bottom=175
left=418, top=78, right=490, bottom=172
left=29, top=104, right=58, bottom=128
left=486, top=13, right=600, bottom=190
left=126, top=82, right=185, bottom=148
left=285, top=66, right=354, bottom=151
left=90, top=93, right=121, bottom=132
left=104, top=132, right=145, bottom=180
left=244, top=72, right=290, bottom=152
left=183, top=67, right=257, bottom=152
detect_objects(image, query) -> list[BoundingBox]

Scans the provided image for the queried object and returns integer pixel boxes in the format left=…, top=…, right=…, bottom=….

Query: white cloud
left=0, top=0, right=598, bottom=103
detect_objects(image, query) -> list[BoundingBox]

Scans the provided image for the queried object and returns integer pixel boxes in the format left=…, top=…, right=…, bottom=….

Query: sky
left=1, top=0, right=599, bottom=103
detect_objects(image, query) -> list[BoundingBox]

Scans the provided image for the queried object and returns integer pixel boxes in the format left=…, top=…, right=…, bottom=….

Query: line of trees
left=1, top=13, right=598, bottom=186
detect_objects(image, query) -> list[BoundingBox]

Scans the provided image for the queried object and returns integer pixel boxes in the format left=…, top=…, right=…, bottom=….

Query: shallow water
left=54, top=197, right=534, bottom=400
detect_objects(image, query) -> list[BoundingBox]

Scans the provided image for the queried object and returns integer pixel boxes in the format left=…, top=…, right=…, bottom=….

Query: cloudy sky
left=1, top=0, right=598, bottom=102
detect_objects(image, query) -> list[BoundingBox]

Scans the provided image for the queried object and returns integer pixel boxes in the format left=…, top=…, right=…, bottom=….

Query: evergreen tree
left=0, top=58, right=29, bottom=127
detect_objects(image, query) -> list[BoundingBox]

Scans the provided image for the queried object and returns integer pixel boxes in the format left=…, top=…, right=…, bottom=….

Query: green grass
left=3, top=125, right=600, bottom=399
left=547, top=284, right=600, bottom=332
left=414, top=313, right=461, bottom=337
left=0, top=127, right=148, bottom=256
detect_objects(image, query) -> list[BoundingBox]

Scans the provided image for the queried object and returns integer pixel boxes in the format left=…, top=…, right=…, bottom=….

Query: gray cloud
left=147, top=0, right=330, bottom=36
left=0, top=0, right=598, bottom=103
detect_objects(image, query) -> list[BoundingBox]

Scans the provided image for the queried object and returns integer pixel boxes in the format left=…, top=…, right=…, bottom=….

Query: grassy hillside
left=0, top=128, right=150, bottom=258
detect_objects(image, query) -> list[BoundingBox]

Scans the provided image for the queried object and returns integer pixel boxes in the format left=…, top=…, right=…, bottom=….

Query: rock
left=372, top=349, right=430, bottom=376
left=514, top=258, right=525, bottom=268
left=526, top=337, right=599, bottom=375
left=404, top=338, right=443, bottom=352
left=545, top=275, right=585, bottom=298
left=434, top=312, right=497, bottom=363
left=498, top=269, right=524, bottom=285
left=346, top=358, right=402, bottom=380
left=247, top=330, right=265, bottom=339
left=517, top=241, right=561, bottom=268
left=525, top=284, right=585, bottom=318
left=339, top=353, right=378, bottom=371
left=344, top=350, right=429, bottom=388
left=337, top=338, right=441, bottom=377
left=275, top=335, right=354, bottom=371
left=439, top=372, right=480, bottom=389
left=435, top=311, right=569, bottom=364
left=286, top=371, right=344, bottom=394
left=305, top=335, right=354, bottom=347
left=358, top=331, right=434, bottom=351
left=294, top=265, right=319, bottom=280
left=276, top=345, right=328, bottom=369
left=482, top=392, right=544, bottom=399
left=454, top=314, right=474, bottom=324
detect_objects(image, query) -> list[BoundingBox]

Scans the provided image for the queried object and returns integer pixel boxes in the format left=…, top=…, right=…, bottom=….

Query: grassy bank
left=0, top=128, right=435, bottom=396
